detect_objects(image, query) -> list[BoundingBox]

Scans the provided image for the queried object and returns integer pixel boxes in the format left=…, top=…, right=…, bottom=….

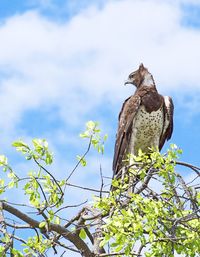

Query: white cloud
left=0, top=0, right=200, bottom=133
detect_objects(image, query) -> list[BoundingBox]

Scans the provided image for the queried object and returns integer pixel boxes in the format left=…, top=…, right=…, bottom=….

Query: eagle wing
left=113, top=94, right=141, bottom=175
left=159, top=96, right=174, bottom=150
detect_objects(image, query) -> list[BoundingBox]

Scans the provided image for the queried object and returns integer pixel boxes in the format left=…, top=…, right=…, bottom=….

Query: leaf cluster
left=95, top=145, right=200, bottom=257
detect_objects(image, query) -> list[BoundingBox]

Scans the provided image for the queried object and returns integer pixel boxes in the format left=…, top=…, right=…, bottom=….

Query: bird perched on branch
left=112, top=63, right=174, bottom=180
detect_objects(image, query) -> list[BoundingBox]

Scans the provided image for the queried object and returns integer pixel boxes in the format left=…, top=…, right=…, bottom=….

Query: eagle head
left=125, top=63, right=154, bottom=88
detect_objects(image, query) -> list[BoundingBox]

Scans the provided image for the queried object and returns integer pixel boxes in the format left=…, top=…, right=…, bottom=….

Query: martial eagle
left=113, top=64, right=174, bottom=177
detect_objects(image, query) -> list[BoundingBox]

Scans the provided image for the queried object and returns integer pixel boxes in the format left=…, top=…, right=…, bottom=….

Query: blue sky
left=0, top=0, right=200, bottom=256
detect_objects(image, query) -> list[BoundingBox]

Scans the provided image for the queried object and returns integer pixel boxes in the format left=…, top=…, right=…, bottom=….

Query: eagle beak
left=124, top=79, right=134, bottom=86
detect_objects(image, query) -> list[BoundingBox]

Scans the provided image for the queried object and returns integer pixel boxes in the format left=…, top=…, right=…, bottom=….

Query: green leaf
left=8, top=181, right=15, bottom=188
left=103, top=134, right=108, bottom=141
left=46, top=152, right=53, bottom=165
left=12, top=141, right=29, bottom=148
left=79, top=133, right=89, bottom=138
left=0, top=155, right=8, bottom=166
left=54, top=216, right=60, bottom=225
left=114, top=244, right=123, bottom=252
left=79, top=229, right=86, bottom=240
left=26, top=155, right=32, bottom=160
left=39, top=221, right=46, bottom=228
left=86, top=120, right=97, bottom=130
left=76, top=155, right=87, bottom=167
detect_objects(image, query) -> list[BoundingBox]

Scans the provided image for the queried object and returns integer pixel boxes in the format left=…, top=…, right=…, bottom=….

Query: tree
left=0, top=121, right=199, bottom=257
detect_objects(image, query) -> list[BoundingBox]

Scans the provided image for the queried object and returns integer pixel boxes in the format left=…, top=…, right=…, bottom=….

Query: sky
left=0, top=0, right=200, bottom=256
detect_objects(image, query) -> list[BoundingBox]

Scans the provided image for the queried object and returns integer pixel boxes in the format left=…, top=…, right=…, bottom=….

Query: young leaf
left=39, top=221, right=46, bottom=228
left=76, top=155, right=87, bottom=167
left=79, top=229, right=86, bottom=240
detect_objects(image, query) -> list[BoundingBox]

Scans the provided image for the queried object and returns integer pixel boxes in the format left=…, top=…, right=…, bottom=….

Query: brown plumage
left=113, top=64, right=174, bottom=176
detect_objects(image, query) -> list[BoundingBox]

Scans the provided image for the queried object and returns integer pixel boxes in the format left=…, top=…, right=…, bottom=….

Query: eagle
left=113, top=63, right=174, bottom=178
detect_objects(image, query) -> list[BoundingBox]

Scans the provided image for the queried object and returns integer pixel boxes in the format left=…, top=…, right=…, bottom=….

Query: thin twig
left=54, top=200, right=88, bottom=215
left=98, top=251, right=139, bottom=256
left=176, top=161, right=200, bottom=176
left=33, top=157, right=64, bottom=203
left=65, top=136, right=93, bottom=182
left=99, top=164, right=104, bottom=199
left=66, top=182, right=109, bottom=194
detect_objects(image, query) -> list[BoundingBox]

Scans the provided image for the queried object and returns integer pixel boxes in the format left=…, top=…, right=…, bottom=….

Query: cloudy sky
left=1, top=0, right=200, bottom=255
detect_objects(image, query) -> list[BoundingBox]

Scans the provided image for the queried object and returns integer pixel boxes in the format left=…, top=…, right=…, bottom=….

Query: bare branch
left=66, top=182, right=109, bottom=194
left=1, top=201, right=94, bottom=257
left=98, top=252, right=140, bottom=256
left=176, top=161, right=200, bottom=176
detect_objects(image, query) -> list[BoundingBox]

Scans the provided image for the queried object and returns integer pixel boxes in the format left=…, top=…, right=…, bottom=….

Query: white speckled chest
left=129, top=105, right=164, bottom=155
